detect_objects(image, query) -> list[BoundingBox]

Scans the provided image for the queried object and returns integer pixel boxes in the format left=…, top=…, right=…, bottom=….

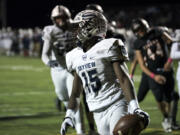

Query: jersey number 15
left=81, top=69, right=102, bottom=93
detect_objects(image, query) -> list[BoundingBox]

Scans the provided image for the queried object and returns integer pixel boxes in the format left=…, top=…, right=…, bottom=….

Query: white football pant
left=51, top=67, right=84, bottom=134
left=93, top=98, right=128, bottom=135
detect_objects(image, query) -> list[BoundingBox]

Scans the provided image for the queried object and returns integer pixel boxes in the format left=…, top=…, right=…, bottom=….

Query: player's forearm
left=68, top=95, right=80, bottom=112
left=41, top=41, right=51, bottom=65
left=41, top=53, right=50, bottom=65
left=113, top=62, right=136, bottom=101
left=139, top=63, right=153, bottom=77
left=68, top=72, right=81, bottom=111
left=119, top=64, right=140, bottom=112
left=130, top=57, right=138, bottom=76
left=121, top=75, right=137, bottom=101
left=135, top=51, right=154, bottom=78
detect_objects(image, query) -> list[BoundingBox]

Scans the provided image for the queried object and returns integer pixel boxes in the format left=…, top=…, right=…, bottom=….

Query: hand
left=60, top=117, right=75, bottom=135
left=134, top=108, right=150, bottom=129
left=154, top=75, right=166, bottom=84
left=47, top=60, right=59, bottom=68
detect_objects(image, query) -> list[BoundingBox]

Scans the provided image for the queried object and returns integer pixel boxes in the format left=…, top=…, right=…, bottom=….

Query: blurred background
left=1, top=0, right=180, bottom=28
left=0, top=0, right=180, bottom=135
left=0, top=0, right=180, bottom=58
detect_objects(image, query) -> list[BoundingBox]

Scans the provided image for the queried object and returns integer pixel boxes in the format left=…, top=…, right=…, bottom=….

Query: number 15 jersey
left=66, top=38, right=129, bottom=112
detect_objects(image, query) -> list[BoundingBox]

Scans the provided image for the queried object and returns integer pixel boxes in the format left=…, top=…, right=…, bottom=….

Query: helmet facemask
left=132, top=18, right=150, bottom=38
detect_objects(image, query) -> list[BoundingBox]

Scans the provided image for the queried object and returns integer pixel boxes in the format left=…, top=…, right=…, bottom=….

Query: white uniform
left=41, top=25, right=84, bottom=134
left=42, top=25, right=76, bottom=101
left=170, top=42, right=180, bottom=96
left=67, top=38, right=129, bottom=135
left=66, top=47, right=85, bottom=73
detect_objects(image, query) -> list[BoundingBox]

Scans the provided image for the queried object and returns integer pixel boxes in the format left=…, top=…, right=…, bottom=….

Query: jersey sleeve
left=152, top=27, right=164, bottom=37
left=42, top=26, right=52, bottom=41
left=108, top=39, right=129, bottom=62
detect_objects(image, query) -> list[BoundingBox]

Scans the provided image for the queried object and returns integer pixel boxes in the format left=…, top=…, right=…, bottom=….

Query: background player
left=41, top=5, right=85, bottom=135
left=60, top=10, right=149, bottom=135
left=170, top=33, right=180, bottom=129
left=131, top=18, right=179, bottom=132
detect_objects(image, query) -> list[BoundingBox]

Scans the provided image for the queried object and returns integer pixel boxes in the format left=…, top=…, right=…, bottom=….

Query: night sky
left=5, top=0, right=179, bottom=28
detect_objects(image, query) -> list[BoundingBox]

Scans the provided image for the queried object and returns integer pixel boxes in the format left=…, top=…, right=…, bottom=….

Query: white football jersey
left=71, top=38, right=129, bottom=111
left=42, top=25, right=76, bottom=68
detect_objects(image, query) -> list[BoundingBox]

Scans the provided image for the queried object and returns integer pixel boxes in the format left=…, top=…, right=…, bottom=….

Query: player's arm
left=109, top=39, right=139, bottom=110
left=60, top=71, right=82, bottom=135
left=68, top=71, right=82, bottom=110
left=129, top=55, right=138, bottom=79
left=170, top=42, right=180, bottom=61
left=135, top=50, right=166, bottom=84
left=162, top=31, right=173, bottom=45
left=161, top=31, right=174, bottom=71
left=113, top=61, right=136, bottom=102
left=113, top=61, right=149, bottom=128
left=41, top=39, right=51, bottom=65
left=41, top=27, right=59, bottom=67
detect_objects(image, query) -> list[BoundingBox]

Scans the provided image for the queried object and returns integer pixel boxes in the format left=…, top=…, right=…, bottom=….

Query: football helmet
left=85, top=4, right=104, bottom=13
left=51, top=5, right=71, bottom=26
left=131, top=18, right=149, bottom=35
left=74, top=10, right=107, bottom=44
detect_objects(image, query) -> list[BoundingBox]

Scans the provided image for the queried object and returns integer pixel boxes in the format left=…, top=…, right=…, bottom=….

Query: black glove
left=47, top=60, right=59, bottom=68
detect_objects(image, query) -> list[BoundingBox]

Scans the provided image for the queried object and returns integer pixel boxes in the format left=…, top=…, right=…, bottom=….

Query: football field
left=0, top=56, right=179, bottom=135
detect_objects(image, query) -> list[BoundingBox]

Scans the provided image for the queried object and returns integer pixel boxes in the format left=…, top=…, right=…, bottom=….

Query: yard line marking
left=0, top=91, right=53, bottom=97
left=1, top=107, right=31, bottom=112
left=0, top=111, right=63, bottom=119
left=0, top=65, right=48, bottom=72
left=0, top=103, right=179, bottom=111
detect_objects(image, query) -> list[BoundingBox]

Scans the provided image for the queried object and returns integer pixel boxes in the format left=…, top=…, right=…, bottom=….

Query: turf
left=0, top=55, right=179, bottom=135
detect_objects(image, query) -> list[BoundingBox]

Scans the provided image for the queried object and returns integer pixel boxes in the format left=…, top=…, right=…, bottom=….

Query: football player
left=41, top=5, right=85, bottom=135
left=85, top=3, right=126, bottom=42
left=170, top=31, right=180, bottom=130
left=131, top=18, right=179, bottom=132
left=60, top=10, right=149, bottom=135
left=130, top=26, right=173, bottom=103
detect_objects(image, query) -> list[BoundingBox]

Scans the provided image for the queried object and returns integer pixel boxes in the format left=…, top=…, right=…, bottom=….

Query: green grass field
left=0, top=56, right=179, bottom=135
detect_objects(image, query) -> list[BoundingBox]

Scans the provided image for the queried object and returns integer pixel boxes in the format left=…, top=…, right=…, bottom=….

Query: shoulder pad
left=108, top=39, right=129, bottom=62
left=42, top=25, right=53, bottom=41
left=150, top=27, right=163, bottom=37
left=66, top=47, right=83, bottom=72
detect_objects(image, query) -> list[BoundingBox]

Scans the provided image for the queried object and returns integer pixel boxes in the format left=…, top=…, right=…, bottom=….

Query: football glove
left=60, top=109, right=75, bottom=135
left=60, top=117, right=75, bottom=135
left=134, top=108, right=150, bottom=129
left=47, top=60, right=59, bottom=67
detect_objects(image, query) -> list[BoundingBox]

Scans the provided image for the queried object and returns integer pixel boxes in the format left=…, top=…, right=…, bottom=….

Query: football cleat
left=161, top=118, right=172, bottom=133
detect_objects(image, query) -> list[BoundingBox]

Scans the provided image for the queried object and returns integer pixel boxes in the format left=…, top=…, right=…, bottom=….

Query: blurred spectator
left=22, top=32, right=31, bottom=57
left=32, top=27, right=43, bottom=57
left=10, top=29, right=20, bottom=55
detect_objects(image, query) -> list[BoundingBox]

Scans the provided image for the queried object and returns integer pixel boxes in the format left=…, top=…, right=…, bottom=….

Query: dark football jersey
left=134, top=28, right=169, bottom=73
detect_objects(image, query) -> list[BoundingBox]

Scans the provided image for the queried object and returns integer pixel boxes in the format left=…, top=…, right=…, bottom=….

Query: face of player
left=135, top=29, right=145, bottom=38
left=54, top=16, right=67, bottom=27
